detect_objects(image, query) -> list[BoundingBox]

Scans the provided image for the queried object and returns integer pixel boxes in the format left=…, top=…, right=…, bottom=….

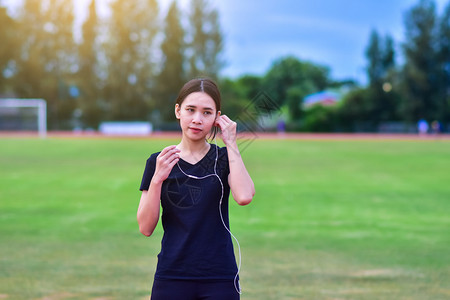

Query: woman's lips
left=189, top=127, right=202, bottom=133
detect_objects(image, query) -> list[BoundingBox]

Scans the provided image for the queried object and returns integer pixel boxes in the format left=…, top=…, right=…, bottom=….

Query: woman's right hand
left=152, top=145, right=180, bottom=184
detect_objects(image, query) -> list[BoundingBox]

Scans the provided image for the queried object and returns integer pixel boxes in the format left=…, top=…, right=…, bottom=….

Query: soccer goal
left=0, top=98, right=47, bottom=138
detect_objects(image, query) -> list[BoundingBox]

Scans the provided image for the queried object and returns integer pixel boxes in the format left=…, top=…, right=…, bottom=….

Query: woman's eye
left=204, top=111, right=212, bottom=115
left=186, top=108, right=194, bottom=112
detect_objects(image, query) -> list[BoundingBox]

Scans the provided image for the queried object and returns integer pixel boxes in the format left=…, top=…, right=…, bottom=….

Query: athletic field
left=0, top=134, right=449, bottom=299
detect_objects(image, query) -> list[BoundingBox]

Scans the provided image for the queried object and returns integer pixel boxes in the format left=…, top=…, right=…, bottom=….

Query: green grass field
left=0, top=136, right=449, bottom=300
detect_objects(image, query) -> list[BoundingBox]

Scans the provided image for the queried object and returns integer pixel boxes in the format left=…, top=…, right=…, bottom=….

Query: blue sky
left=4, top=0, right=449, bottom=84
left=212, top=0, right=449, bottom=83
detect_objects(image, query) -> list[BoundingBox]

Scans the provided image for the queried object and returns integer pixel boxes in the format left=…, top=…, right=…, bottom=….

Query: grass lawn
left=0, top=137, right=449, bottom=299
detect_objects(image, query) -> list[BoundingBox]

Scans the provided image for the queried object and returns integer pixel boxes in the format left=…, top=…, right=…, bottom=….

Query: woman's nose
left=192, top=112, right=203, bottom=124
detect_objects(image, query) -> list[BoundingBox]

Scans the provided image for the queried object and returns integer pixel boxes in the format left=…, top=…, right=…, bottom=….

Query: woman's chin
left=184, top=130, right=209, bottom=141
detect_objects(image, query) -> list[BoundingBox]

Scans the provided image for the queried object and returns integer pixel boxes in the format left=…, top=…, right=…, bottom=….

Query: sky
left=3, top=0, right=449, bottom=84
left=212, top=0, right=448, bottom=83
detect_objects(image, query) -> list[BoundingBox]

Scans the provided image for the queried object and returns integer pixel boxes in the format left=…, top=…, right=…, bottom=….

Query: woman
left=137, top=78, right=255, bottom=299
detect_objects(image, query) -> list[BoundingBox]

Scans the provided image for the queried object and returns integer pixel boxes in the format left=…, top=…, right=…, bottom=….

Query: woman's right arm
left=137, top=145, right=180, bottom=237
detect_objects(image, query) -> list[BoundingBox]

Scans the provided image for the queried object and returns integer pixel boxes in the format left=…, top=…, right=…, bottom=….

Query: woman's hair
left=175, top=78, right=221, bottom=141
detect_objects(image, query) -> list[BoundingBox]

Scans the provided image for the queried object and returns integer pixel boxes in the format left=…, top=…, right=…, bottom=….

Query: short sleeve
left=139, top=152, right=159, bottom=191
left=218, top=146, right=230, bottom=176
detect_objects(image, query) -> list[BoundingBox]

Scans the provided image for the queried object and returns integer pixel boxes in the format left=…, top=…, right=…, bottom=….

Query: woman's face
left=175, top=92, right=219, bottom=141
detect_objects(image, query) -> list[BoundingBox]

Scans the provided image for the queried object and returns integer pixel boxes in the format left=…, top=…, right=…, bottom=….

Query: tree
left=437, top=2, right=450, bottom=126
left=338, top=29, right=399, bottom=132
left=366, top=30, right=395, bottom=87
left=302, top=104, right=338, bottom=132
left=156, top=0, right=186, bottom=123
left=44, top=0, right=78, bottom=128
left=400, top=0, right=440, bottom=122
left=187, top=0, right=224, bottom=79
left=0, top=4, right=17, bottom=91
left=263, top=56, right=330, bottom=120
left=102, top=0, right=159, bottom=121
left=219, top=77, right=252, bottom=121
left=13, top=0, right=77, bottom=129
left=12, top=0, right=45, bottom=97
left=77, top=0, right=102, bottom=128
left=235, top=74, right=263, bottom=101
left=361, top=30, right=399, bottom=126
left=218, top=75, right=263, bottom=122
left=383, top=36, right=395, bottom=76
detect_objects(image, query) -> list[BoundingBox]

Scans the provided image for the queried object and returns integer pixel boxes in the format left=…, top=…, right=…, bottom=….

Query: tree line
left=338, top=0, right=450, bottom=133
left=0, top=0, right=222, bottom=130
left=217, top=0, right=449, bottom=133
left=0, top=0, right=449, bottom=132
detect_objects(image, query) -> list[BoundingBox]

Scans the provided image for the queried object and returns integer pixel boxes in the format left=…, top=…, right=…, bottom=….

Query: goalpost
left=0, top=98, right=47, bottom=138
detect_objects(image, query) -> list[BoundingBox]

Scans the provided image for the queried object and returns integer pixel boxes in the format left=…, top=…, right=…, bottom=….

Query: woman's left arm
left=216, top=115, right=255, bottom=206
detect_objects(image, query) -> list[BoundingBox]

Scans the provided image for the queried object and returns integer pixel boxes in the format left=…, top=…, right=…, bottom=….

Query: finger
left=169, top=150, right=181, bottom=161
left=167, top=155, right=180, bottom=169
left=159, top=145, right=177, bottom=156
left=220, top=115, right=232, bottom=122
left=157, top=154, right=179, bottom=173
left=218, top=118, right=234, bottom=130
left=165, top=152, right=180, bottom=170
left=220, top=116, right=235, bottom=127
left=216, top=116, right=229, bottom=127
left=215, top=118, right=224, bottom=129
left=160, top=155, right=179, bottom=169
left=159, top=147, right=180, bottom=160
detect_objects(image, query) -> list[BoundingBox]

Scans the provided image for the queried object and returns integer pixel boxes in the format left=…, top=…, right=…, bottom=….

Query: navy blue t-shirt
left=140, top=144, right=238, bottom=280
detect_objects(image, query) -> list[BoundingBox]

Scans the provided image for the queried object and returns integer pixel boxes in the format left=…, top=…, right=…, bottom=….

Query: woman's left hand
left=215, top=115, right=237, bottom=147
left=216, top=114, right=255, bottom=206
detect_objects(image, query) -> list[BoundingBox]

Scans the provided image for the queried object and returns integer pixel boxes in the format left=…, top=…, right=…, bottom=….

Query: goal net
left=0, top=99, right=47, bottom=138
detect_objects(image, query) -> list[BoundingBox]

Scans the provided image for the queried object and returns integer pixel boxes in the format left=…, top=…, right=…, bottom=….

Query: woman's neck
left=177, top=138, right=210, bottom=155
left=177, top=139, right=210, bottom=164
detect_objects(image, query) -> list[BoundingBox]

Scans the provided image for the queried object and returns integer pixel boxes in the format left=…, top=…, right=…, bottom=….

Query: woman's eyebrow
left=185, top=105, right=214, bottom=111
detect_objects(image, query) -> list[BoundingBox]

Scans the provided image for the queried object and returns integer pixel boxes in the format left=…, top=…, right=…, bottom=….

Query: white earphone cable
left=176, top=138, right=242, bottom=295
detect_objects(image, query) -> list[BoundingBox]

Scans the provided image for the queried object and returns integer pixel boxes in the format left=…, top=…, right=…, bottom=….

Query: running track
left=1, top=131, right=450, bottom=141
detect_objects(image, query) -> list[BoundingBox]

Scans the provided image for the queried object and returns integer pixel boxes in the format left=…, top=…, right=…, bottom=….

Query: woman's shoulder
left=146, top=151, right=161, bottom=163
left=212, top=143, right=228, bottom=155
left=210, top=144, right=229, bottom=168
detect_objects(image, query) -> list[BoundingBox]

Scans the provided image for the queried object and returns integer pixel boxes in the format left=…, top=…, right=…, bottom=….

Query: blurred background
left=0, top=0, right=449, bottom=133
left=1, top=1, right=449, bottom=299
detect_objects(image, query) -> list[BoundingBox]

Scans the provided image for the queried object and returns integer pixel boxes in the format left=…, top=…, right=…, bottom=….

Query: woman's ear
left=215, top=111, right=221, bottom=127
left=175, top=104, right=181, bottom=119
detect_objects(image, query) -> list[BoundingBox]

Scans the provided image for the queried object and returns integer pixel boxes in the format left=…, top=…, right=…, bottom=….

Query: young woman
left=137, top=78, right=255, bottom=300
